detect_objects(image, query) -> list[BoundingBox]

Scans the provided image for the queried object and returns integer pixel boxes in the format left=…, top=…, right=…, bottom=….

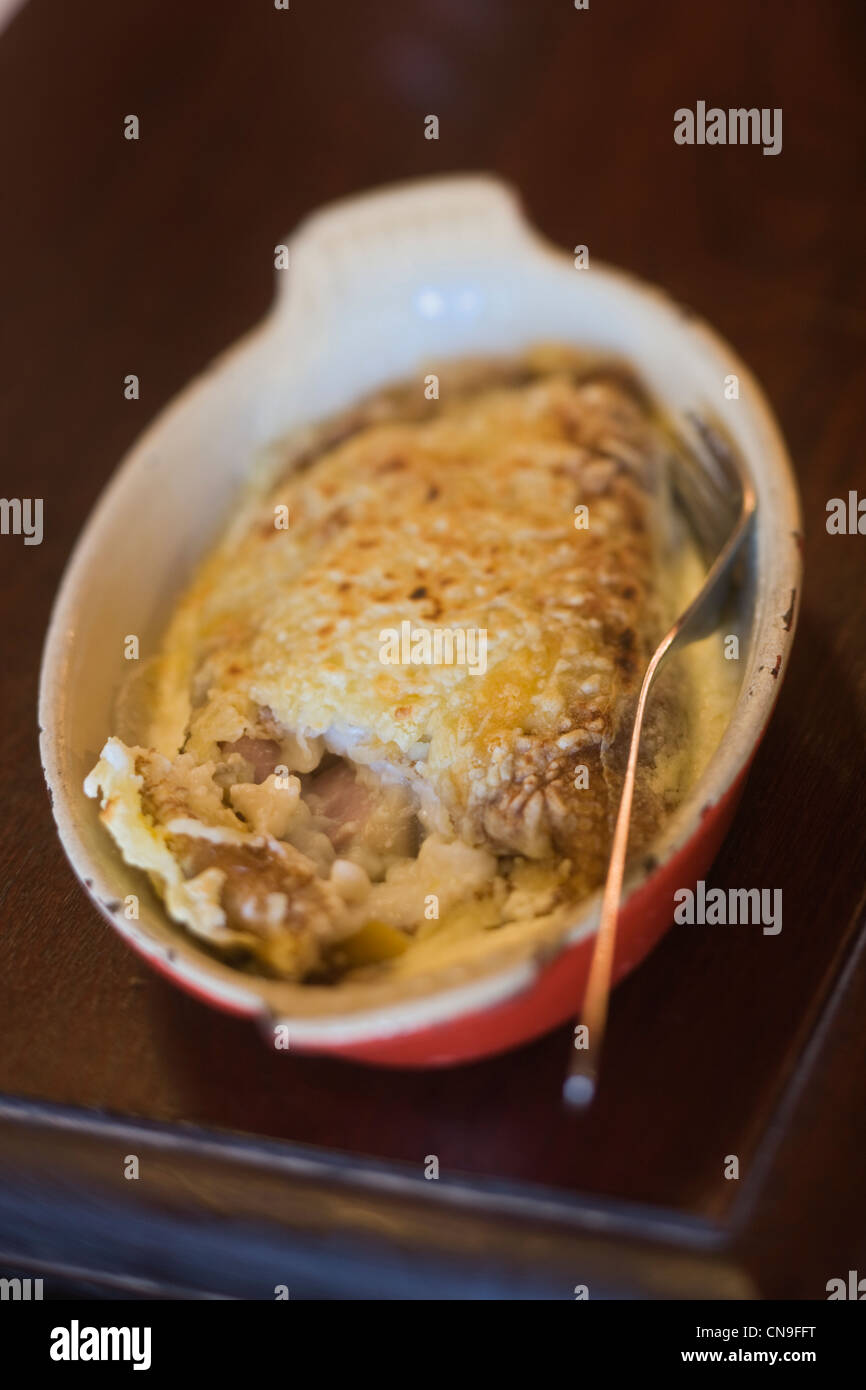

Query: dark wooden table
left=1, top=0, right=865, bottom=1299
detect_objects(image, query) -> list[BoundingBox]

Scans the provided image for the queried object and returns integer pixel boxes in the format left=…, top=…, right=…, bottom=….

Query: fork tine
left=669, top=414, right=743, bottom=561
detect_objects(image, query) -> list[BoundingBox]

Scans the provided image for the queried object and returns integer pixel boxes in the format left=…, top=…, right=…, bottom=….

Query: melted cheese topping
left=155, top=371, right=671, bottom=859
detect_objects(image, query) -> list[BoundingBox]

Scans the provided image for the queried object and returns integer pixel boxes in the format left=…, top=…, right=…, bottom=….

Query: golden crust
left=157, top=369, right=668, bottom=861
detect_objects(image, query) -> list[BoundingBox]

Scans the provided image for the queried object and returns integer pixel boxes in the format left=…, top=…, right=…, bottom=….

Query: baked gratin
left=85, top=349, right=732, bottom=983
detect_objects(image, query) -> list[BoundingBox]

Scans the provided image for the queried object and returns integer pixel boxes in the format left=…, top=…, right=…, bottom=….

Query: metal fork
left=563, top=414, right=757, bottom=1107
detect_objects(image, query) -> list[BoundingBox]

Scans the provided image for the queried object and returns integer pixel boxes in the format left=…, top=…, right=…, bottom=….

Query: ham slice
left=219, top=736, right=282, bottom=784
left=306, top=762, right=374, bottom=850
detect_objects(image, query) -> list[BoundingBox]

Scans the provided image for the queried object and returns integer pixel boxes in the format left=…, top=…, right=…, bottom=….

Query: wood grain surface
left=1, top=0, right=865, bottom=1298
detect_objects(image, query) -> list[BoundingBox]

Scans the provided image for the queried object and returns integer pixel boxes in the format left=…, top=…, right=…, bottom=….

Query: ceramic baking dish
left=39, top=175, right=801, bottom=1066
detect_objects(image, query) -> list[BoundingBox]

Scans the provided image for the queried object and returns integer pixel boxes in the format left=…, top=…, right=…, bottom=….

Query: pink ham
left=220, top=736, right=282, bottom=785
left=306, top=763, right=373, bottom=849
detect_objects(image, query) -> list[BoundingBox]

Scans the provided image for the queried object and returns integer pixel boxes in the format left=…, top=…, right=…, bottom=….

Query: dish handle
left=274, top=175, right=533, bottom=320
